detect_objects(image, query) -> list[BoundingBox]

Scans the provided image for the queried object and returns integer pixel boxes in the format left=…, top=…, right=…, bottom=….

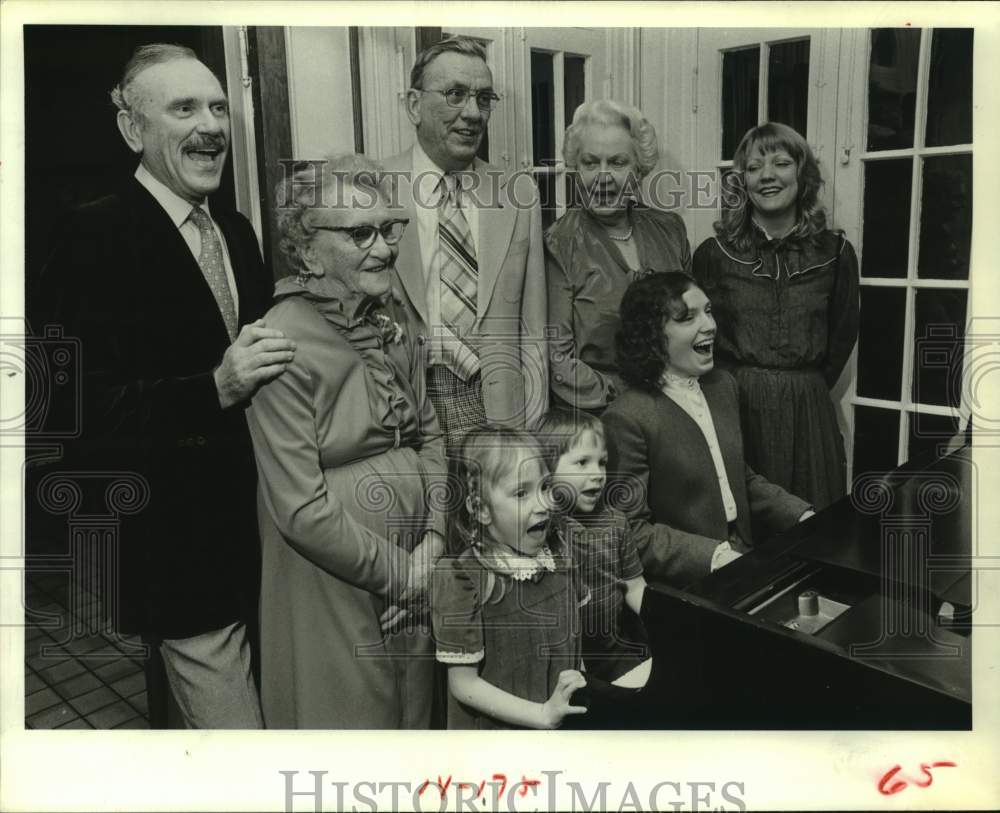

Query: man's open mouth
left=185, top=144, right=225, bottom=164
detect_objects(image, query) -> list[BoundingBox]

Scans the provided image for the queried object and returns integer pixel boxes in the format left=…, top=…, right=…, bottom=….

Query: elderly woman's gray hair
left=275, top=153, right=384, bottom=273
left=563, top=99, right=659, bottom=178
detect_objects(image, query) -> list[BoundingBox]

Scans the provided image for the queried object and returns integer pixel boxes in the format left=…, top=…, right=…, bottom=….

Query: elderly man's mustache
left=184, top=137, right=227, bottom=152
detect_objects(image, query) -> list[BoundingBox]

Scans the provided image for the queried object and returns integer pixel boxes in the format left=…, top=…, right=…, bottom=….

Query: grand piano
left=574, top=443, right=973, bottom=730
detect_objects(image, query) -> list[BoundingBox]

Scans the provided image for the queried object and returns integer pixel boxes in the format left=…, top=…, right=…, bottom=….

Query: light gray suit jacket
left=380, top=149, right=548, bottom=429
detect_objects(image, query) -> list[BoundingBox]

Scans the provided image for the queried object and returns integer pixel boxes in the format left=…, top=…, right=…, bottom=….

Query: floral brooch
left=369, top=311, right=404, bottom=345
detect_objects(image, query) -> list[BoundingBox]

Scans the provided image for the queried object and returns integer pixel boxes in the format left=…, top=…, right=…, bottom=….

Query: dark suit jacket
left=602, top=369, right=810, bottom=588
left=43, top=177, right=273, bottom=637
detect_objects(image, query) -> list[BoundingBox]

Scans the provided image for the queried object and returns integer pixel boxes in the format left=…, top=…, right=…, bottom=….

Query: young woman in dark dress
left=693, top=122, right=859, bottom=509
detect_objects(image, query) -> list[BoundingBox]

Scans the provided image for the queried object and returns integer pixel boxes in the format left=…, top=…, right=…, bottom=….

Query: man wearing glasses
left=382, top=36, right=548, bottom=451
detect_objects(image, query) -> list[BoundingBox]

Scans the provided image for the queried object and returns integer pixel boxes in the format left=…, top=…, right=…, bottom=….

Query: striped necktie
left=188, top=206, right=238, bottom=342
left=437, top=175, right=480, bottom=381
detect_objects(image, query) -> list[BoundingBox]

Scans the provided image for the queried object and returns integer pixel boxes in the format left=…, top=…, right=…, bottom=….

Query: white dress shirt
left=135, top=164, right=239, bottom=313
left=660, top=370, right=738, bottom=522
left=411, top=142, right=480, bottom=366
left=660, top=371, right=743, bottom=572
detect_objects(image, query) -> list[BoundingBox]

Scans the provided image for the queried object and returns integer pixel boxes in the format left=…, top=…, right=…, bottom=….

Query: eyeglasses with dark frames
left=417, top=86, right=501, bottom=112
left=311, top=219, right=409, bottom=249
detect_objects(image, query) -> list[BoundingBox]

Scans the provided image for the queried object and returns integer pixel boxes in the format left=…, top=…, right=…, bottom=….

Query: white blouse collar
left=661, top=369, right=700, bottom=391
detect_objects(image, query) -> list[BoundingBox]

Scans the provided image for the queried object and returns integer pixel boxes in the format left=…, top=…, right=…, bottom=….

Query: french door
left=691, top=28, right=841, bottom=247
left=833, top=27, right=974, bottom=481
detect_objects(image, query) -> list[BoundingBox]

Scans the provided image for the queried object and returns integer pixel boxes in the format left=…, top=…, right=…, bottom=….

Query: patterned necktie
left=188, top=206, right=238, bottom=342
left=436, top=175, right=480, bottom=380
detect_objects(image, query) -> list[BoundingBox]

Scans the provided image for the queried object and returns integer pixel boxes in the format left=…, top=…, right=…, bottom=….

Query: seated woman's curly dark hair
left=616, top=271, right=700, bottom=392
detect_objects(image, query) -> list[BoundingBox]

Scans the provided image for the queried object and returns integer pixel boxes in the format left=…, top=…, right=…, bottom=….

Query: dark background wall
left=23, top=25, right=233, bottom=317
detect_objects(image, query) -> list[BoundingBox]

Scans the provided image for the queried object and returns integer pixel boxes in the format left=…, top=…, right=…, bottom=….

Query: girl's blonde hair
left=715, top=122, right=827, bottom=251
left=446, top=425, right=548, bottom=555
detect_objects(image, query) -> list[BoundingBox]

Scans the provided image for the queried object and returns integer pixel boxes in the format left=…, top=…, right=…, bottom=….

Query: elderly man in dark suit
left=43, top=44, right=294, bottom=728
left=381, top=36, right=548, bottom=450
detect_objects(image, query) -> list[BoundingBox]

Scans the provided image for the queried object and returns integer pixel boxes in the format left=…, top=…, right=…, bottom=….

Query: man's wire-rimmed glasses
left=416, top=86, right=501, bottom=112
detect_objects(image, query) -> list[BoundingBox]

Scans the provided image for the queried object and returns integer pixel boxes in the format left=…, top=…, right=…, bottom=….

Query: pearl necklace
left=605, top=224, right=634, bottom=242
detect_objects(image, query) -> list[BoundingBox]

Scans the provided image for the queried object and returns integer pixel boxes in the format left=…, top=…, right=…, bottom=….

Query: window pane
left=535, top=172, right=557, bottom=231
left=861, top=158, right=912, bottom=278
left=867, top=28, right=921, bottom=150
left=564, top=55, right=586, bottom=129
left=531, top=50, right=555, bottom=165
left=857, top=286, right=905, bottom=401
left=918, top=154, right=972, bottom=280
left=926, top=29, right=973, bottom=147
left=722, top=46, right=760, bottom=160
left=767, top=39, right=810, bottom=138
left=912, top=289, right=967, bottom=408
left=908, top=412, right=960, bottom=463
left=853, top=405, right=900, bottom=479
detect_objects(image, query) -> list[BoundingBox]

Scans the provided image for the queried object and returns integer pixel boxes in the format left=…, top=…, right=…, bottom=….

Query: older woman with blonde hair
left=546, top=99, right=692, bottom=412
left=247, top=153, right=445, bottom=728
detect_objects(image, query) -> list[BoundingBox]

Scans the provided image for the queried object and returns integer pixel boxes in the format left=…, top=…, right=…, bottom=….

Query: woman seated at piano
left=602, top=271, right=814, bottom=589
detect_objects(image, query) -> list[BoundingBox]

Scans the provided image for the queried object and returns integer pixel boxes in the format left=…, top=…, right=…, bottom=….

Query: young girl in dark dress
left=693, top=122, right=860, bottom=510
left=431, top=426, right=589, bottom=729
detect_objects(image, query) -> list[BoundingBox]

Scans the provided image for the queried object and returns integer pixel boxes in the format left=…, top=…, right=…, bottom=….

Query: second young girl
left=431, top=426, right=589, bottom=729
left=538, top=408, right=649, bottom=685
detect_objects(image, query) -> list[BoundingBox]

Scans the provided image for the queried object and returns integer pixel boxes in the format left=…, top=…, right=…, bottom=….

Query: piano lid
left=788, top=445, right=973, bottom=607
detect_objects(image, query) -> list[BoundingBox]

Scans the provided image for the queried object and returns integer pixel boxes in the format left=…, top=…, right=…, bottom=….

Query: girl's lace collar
left=476, top=545, right=556, bottom=581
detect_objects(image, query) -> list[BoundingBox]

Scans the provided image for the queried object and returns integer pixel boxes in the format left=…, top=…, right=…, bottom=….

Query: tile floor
left=23, top=571, right=150, bottom=729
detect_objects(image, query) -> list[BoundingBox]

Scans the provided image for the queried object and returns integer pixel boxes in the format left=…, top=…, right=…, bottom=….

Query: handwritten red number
left=419, top=773, right=542, bottom=800
left=915, top=761, right=957, bottom=787
left=518, top=777, right=541, bottom=797
left=878, top=761, right=956, bottom=795
left=878, top=765, right=907, bottom=795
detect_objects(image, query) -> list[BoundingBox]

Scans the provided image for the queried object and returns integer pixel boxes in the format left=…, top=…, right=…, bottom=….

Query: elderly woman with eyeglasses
left=546, top=99, right=692, bottom=413
left=247, top=153, right=446, bottom=729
